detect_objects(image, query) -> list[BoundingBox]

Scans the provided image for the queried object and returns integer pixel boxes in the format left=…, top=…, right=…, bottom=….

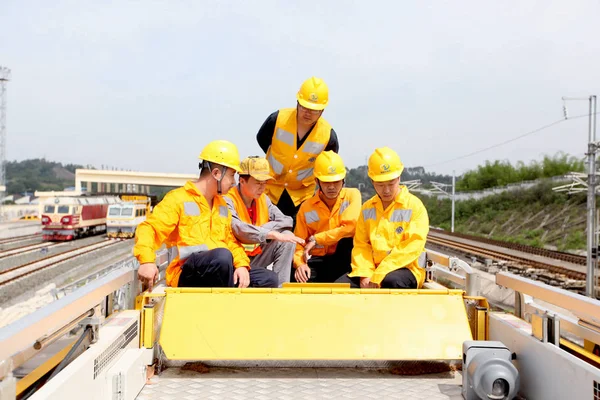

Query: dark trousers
left=178, top=248, right=278, bottom=288
left=292, top=238, right=354, bottom=283
left=276, top=189, right=302, bottom=226
left=335, top=267, right=418, bottom=289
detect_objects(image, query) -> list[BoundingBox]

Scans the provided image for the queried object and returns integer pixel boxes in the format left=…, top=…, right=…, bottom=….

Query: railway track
left=0, top=242, right=60, bottom=260
left=429, top=228, right=587, bottom=266
left=0, top=233, right=41, bottom=246
left=0, top=240, right=120, bottom=287
left=427, top=233, right=587, bottom=281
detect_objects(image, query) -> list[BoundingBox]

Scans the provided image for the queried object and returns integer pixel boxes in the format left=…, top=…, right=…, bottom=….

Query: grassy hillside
left=417, top=182, right=587, bottom=252
left=5, top=159, right=89, bottom=194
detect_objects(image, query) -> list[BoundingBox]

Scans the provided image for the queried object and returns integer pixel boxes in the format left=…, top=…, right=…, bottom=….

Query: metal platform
left=137, top=367, right=463, bottom=400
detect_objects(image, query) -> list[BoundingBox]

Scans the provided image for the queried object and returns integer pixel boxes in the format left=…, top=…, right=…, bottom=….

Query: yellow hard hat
left=314, top=151, right=346, bottom=182
left=198, top=140, right=242, bottom=173
left=297, top=76, right=329, bottom=111
left=239, top=156, right=274, bottom=181
left=368, top=147, right=404, bottom=182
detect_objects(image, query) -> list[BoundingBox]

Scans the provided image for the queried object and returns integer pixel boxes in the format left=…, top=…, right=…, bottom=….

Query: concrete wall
left=0, top=204, right=39, bottom=222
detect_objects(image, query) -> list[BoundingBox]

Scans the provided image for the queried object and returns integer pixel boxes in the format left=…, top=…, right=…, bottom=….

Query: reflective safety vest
left=348, top=186, right=429, bottom=288
left=293, top=188, right=362, bottom=268
left=225, top=186, right=270, bottom=256
left=133, top=181, right=250, bottom=287
left=265, top=108, right=332, bottom=206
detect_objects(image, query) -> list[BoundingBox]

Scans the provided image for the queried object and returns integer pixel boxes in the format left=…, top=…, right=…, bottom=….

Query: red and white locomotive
left=41, top=195, right=121, bottom=241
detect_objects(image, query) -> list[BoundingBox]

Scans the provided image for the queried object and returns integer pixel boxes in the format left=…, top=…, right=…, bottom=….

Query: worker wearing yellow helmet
left=336, top=147, right=429, bottom=289
left=293, top=151, right=361, bottom=283
left=134, top=140, right=278, bottom=290
left=257, top=76, right=339, bottom=221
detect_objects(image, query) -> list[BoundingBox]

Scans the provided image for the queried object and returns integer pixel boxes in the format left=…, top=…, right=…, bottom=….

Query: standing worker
left=134, top=140, right=278, bottom=290
left=293, top=151, right=361, bottom=283
left=336, top=147, right=429, bottom=289
left=225, top=156, right=305, bottom=286
left=257, top=76, right=339, bottom=220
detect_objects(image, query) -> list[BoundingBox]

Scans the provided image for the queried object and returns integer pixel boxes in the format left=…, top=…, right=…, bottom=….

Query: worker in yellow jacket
left=293, top=151, right=362, bottom=283
left=256, top=76, right=339, bottom=220
left=225, top=156, right=305, bottom=287
left=134, top=140, right=278, bottom=290
left=336, top=147, right=429, bottom=289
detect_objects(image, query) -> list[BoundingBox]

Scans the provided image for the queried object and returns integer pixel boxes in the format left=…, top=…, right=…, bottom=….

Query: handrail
left=426, top=249, right=478, bottom=296
left=497, top=272, right=600, bottom=326
left=0, top=267, right=135, bottom=367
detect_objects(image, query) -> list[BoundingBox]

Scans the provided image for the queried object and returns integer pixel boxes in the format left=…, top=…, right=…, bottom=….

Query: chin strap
left=201, top=161, right=227, bottom=195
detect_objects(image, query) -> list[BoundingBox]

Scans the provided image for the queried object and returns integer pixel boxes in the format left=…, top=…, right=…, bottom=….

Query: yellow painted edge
left=142, top=306, right=155, bottom=349
left=139, top=305, right=145, bottom=348
left=135, top=294, right=144, bottom=311
left=283, top=283, right=351, bottom=288
left=16, top=341, right=76, bottom=396
left=164, top=287, right=465, bottom=296
left=477, top=309, right=487, bottom=340
left=561, top=338, right=600, bottom=365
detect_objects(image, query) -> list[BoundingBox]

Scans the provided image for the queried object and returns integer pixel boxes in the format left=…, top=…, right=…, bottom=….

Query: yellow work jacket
left=225, top=187, right=269, bottom=256
left=348, top=186, right=429, bottom=287
left=265, top=108, right=332, bottom=206
left=293, top=188, right=362, bottom=268
left=133, top=181, right=250, bottom=287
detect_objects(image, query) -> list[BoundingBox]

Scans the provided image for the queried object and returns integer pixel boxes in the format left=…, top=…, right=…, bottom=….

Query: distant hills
left=4, top=159, right=90, bottom=194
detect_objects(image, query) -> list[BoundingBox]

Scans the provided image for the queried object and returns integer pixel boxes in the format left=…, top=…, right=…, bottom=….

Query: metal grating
left=594, top=380, right=600, bottom=400
left=93, top=321, right=138, bottom=379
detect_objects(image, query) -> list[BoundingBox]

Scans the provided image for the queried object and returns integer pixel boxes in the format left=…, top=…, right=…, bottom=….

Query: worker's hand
left=138, top=263, right=159, bottom=291
left=302, top=237, right=316, bottom=262
left=295, top=264, right=311, bottom=283
left=234, top=267, right=250, bottom=288
left=266, top=231, right=305, bottom=245
left=360, top=277, right=378, bottom=289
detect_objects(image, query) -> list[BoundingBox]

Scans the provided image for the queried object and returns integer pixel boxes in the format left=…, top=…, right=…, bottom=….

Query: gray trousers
left=249, top=239, right=295, bottom=288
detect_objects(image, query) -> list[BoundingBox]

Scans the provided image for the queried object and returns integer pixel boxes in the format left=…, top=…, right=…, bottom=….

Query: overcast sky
left=1, top=1, right=599, bottom=176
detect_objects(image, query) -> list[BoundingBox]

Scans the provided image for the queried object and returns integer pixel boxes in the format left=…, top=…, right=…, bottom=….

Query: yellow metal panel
left=16, top=341, right=75, bottom=395
left=282, top=283, right=351, bottom=288
left=159, top=288, right=472, bottom=361
left=142, top=305, right=155, bottom=349
left=531, top=313, right=545, bottom=341
left=477, top=309, right=487, bottom=340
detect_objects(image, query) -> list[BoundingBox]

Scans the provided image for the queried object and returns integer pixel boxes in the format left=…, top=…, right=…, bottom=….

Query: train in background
left=41, top=195, right=121, bottom=241
left=106, top=195, right=152, bottom=239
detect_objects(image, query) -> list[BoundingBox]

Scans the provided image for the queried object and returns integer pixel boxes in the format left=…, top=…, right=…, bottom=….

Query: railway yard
left=0, top=224, right=595, bottom=330
left=427, top=229, right=590, bottom=292
left=1, top=213, right=599, bottom=400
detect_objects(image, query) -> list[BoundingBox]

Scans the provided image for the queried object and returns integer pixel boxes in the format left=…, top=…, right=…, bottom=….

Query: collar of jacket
left=308, top=187, right=347, bottom=212
left=373, top=185, right=409, bottom=209
left=184, top=180, right=203, bottom=196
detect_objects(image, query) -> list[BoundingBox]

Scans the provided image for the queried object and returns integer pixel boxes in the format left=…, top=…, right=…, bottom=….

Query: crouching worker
left=134, top=140, right=278, bottom=290
left=336, top=147, right=429, bottom=289
left=225, top=156, right=305, bottom=286
left=293, top=151, right=361, bottom=283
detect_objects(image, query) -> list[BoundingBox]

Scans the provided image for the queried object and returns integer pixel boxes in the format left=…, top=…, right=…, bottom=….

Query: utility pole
left=0, top=67, right=10, bottom=222
left=430, top=178, right=456, bottom=232
left=562, top=95, right=598, bottom=297
left=451, top=171, right=456, bottom=232
left=587, top=96, right=598, bottom=298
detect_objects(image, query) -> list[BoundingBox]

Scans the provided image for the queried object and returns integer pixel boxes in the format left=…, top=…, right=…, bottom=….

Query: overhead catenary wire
left=424, top=112, right=599, bottom=168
